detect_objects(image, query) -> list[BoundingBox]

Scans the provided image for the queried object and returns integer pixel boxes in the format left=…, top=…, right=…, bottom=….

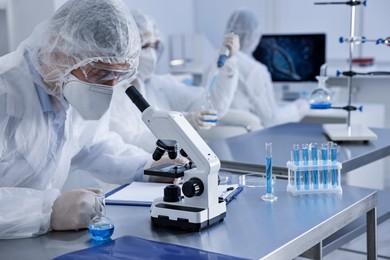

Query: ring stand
left=315, top=0, right=378, bottom=141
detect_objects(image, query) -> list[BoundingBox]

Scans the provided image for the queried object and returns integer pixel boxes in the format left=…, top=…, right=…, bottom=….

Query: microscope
left=125, top=86, right=226, bottom=231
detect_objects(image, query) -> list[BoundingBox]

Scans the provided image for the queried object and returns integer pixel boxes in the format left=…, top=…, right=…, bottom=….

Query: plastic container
left=287, top=161, right=342, bottom=195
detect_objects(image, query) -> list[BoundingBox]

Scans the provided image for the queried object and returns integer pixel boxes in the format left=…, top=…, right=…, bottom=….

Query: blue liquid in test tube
left=266, top=154, right=272, bottom=194
left=321, top=143, right=328, bottom=189
left=311, top=143, right=319, bottom=189
left=261, top=143, right=277, bottom=202
left=331, top=143, right=338, bottom=188
left=302, top=144, right=309, bottom=190
left=293, top=144, right=300, bottom=191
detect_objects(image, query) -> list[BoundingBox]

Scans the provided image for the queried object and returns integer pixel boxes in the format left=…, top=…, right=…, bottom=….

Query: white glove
left=50, top=188, right=103, bottom=231
left=185, top=110, right=218, bottom=130
left=223, top=33, right=240, bottom=57
left=294, top=99, right=310, bottom=119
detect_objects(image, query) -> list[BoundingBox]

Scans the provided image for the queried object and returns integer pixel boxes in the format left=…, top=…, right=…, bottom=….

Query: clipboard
left=105, top=182, right=243, bottom=206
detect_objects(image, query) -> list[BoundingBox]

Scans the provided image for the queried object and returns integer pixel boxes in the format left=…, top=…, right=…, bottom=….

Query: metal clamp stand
left=316, top=0, right=377, bottom=141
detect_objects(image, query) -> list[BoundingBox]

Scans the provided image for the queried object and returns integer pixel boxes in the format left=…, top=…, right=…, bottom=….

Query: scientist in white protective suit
left=108, top=9, right=240, bottom=153
left=225, top=8, right=309, bottom=128
left=0, top=0, right=176, bottom=239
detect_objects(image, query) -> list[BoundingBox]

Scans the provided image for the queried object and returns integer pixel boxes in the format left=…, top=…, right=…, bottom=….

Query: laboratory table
left=208, top=122, right=390, bottom=176
left=0, top=180, right=378, bottom=260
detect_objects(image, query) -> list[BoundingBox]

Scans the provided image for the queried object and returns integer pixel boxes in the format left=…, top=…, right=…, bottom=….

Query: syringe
left=217, top=47, right=230, bottom=68
left=217, top=32, right=235, bottom=68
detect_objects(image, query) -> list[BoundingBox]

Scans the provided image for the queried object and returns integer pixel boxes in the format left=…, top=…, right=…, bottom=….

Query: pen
left=225, top=186, right=244, bottom=204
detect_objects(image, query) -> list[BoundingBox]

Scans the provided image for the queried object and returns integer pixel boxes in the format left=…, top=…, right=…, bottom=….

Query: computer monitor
left=252, top=33, right=326, bottom=82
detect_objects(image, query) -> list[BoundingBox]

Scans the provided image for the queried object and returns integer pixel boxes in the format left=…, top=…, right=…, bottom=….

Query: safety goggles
left=80, top=62, right=137, bottom=85
left=142, top=41, right=163, bottom=55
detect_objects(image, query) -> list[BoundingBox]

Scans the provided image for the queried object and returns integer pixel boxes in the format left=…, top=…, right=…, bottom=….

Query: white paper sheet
left=106, top=182, right=239, bottom=206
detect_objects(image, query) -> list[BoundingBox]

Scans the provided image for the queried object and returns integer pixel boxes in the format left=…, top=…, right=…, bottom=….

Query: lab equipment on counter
left=314, top=1, right=367, bottom=6
left=239, top=173, right=276, bottom=187
left=125, top=85, right=226, bottom=231
left=200, top=71, right=218, bottom=124
left=88, top=194, right=115, bottom=240
left=310, top=76, right=332, bottom=109
left=261, top=143, right=277, bottom=202
left=313, top=0, right=377, bottom=141
left=287, top=142, right=342, bottom=195
left=202, top=32, right=238, bottom=123
left=339, top=36, right=389, bottom=45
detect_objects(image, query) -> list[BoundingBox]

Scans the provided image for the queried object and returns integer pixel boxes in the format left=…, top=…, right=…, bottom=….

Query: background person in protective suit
left=108, top=9, right=240, bottom=153
left=225, top=7, right=309, bottom=128
left=0, top=0, right=167, bottom=238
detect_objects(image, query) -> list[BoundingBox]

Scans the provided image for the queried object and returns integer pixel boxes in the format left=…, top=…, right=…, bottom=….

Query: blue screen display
left=252, top=34, right=326, bottom=82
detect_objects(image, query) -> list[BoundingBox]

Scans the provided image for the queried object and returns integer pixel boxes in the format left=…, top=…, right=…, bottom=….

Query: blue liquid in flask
left=89, top=223, right=114, bottom=241
left=88, top=194, right=115, bottom=241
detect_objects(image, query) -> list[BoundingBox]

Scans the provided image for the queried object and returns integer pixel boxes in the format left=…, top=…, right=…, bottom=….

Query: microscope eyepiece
left=125, top=85, right=150, bottom=112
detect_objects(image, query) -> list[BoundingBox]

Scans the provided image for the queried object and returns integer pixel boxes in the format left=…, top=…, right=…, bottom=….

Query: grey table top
left=0, top=179, right=377, bottom=260
left=208, top=122, right=390, bottom=175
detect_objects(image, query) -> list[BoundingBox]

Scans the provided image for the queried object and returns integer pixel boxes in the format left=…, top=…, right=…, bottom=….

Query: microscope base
left=150, top=199, right=226, bottom=231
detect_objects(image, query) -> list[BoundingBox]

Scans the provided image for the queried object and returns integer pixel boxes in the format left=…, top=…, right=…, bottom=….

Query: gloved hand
left=185, top=110, right=218, bottom=130
left=50, top=188, right=103, bottom=231
left=148, top=156, right=189, bottom=184
left=294, top=99, right=310, bottom=119
left=223, top=33, right=240, bottom=57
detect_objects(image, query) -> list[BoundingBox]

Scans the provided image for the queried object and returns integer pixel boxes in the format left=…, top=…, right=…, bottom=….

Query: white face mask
left=242, top=37, right=260, bottom=55
left=138, top=48, right=157, bottom=80
left=62, top=75, right=113, bottom=120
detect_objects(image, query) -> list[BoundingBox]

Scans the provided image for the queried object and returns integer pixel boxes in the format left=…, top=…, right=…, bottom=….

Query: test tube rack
left=287, top=161, right=342, bottom=196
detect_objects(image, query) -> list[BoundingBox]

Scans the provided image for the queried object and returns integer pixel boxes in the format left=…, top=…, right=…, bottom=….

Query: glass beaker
left=88, top=193, right=115, bottom=241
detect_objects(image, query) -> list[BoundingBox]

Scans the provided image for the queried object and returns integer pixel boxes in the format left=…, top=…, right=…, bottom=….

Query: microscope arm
left=125, top=85, right=220, bottom=175
left=125, top=86, right=222, bottom=210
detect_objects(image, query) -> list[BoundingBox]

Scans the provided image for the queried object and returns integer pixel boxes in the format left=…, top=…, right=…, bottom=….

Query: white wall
left=0, top=9, right=8, bottom=56
left=123, top=0, right=195, bottom=73
left=194, top=0, right=389, bottom=63
left=4, top=0, right=389, bottom=64
left=7, top=0, right=54, bottom=51
left=266, top=0, right=389, bottom=62
left=360, top=0, right=390, bottom=61
left=194, top=0, right=269, bottom=49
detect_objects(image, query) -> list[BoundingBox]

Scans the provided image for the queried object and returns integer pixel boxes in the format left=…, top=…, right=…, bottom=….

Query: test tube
left=293, top=144, right=300, bottom=191
left=311, top=143, right=319, bottom=189
left=302, top=144, right=310, bottom=190
left=261, top=143, right=277, bottom=202
left=321, top=143, right=328, bottom=189
left=331, top=143, right=338, bottom=188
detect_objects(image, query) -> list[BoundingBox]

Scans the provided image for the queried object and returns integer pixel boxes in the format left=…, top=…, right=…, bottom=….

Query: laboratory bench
left=208, top=122, right=390, bottom=176
left=0, top=179, right=379, bottom=260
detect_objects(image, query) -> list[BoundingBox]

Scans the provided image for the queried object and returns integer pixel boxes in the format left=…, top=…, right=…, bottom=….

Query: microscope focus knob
left=182, top=178, right=204, bottom=198
left=163, top=184, right=181, bottom=202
